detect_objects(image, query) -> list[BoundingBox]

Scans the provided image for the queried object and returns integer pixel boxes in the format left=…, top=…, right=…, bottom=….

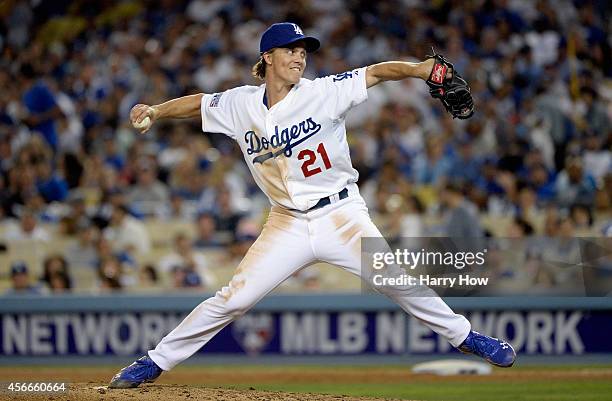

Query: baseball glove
left=426, top=49, right=474, bottom=119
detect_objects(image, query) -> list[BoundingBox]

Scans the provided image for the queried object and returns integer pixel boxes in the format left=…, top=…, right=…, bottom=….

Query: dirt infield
left=8, top=384, right=407, bottom=401
left=3, top=365, right=612, bottom=401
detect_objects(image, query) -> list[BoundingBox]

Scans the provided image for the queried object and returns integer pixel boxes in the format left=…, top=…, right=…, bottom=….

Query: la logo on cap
left=291, top=23, right=303, bottom=35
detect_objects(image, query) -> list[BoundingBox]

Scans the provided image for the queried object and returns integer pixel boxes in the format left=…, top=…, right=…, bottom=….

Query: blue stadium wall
left=1, top=295, right=611, bottom=364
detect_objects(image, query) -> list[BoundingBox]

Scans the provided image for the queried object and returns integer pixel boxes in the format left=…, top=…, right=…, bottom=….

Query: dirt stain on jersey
left=254, top=156, right=292, bottom=206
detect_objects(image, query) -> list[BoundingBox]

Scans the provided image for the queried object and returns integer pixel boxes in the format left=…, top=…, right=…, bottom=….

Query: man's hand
left=130, top=104, right=158, bottom=134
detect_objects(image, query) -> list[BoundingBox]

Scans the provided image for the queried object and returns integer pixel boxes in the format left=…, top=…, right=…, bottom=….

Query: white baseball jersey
left=201, top=68, right=368, bottom=211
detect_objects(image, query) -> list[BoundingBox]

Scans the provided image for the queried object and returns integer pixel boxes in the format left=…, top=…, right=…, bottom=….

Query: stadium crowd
left=0, top=0, right=610, bottom=294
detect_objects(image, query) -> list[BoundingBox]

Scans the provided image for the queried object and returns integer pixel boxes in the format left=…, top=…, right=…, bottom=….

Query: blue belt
left=308, top=188, right=349, bottom=211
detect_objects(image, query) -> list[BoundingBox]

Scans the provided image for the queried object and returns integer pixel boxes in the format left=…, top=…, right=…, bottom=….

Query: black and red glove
left=426, top=50, right=474, bottom=119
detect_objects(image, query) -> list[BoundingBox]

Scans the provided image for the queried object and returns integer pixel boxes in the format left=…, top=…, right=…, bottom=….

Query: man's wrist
left=419, top=59, right=435, bottom=81
left=151, top=105, right=161, bottom=120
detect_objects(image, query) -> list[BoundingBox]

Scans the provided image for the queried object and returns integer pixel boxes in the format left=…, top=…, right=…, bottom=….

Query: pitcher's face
left=266, top=42, right=306, bottom=85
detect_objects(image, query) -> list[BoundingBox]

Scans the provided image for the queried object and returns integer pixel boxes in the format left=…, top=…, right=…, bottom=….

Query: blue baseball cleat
left=109, top=355, right=163, bottom=388
left=458, top=330, right=516, bottom=367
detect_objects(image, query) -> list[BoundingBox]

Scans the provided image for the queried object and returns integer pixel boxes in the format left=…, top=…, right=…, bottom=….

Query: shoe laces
left=466, top=332, right=499, bottom=357
left=125, top=357, right=159, bottom=379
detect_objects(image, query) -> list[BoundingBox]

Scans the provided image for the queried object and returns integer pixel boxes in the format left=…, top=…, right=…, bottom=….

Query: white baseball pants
left=149, top=187, right=471, bottom=370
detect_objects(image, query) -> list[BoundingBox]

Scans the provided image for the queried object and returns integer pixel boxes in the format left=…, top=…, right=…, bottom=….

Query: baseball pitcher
left=109, top=22, right=512, bottom=388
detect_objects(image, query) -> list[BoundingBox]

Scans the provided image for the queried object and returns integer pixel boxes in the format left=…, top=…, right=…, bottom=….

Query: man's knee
left=212, top=288, right=255, bottom=317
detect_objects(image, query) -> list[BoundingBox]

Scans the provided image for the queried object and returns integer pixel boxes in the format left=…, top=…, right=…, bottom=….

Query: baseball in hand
left=133, top=116, right=151, bottom=130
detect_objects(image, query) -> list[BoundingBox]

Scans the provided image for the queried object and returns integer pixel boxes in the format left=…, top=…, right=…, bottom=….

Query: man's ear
left=263, top=51, right=273, bottom=65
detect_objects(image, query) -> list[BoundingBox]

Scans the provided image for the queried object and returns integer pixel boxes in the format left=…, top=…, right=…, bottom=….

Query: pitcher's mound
left=13, top=383, right=416, bottom=401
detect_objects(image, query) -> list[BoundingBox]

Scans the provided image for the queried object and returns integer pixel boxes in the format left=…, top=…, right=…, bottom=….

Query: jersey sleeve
left=315, top=67, right=368, bottom=120
left=201, top=89, right=238, bottom=140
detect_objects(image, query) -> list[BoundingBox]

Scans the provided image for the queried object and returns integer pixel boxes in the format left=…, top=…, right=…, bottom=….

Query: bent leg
left=313, top=197, right=471, bottom=347
left=149, top=209, right=313, bottom=370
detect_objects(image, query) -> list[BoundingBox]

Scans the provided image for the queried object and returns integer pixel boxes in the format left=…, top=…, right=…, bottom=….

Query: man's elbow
left=366, top=65, right=385, bottom=88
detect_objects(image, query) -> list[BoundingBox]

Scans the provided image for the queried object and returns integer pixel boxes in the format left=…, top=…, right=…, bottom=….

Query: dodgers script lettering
left=245, top=117, right=322, bottom=164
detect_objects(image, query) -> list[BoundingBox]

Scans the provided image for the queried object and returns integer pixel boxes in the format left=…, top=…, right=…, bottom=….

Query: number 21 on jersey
left=298, top=143, right=332, bottom=178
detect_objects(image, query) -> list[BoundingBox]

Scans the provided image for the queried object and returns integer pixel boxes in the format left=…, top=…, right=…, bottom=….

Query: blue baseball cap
left=10, top=261, right=28, bottom=276
left=260, top=22, right=320, bottom=54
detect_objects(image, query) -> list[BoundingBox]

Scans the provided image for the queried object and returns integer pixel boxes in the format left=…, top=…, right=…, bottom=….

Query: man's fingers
left=130, top=105, right=151, bottom=123
left=135, top=111, right=146, bottom=123
left=134, top=110, right=149, bottom=124
left=138, top=108, right=153, bottom=123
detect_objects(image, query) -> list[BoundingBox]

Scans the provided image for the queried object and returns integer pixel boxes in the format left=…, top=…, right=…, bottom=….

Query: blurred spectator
left=97, top=255, right=127, bottom=292
left=139, top=264, right=160, bottom=289
left=40, top=254, right=72, bottom=293
left=35, top=161, right=68, bottom=202
left=165, top=191, right=198, bottom=220
left=396, top=106, right=425, bottom=157
left=193, top=212, right=223, bottom=249
left=102, top=133, right=125, bottom=172
left=22, top=192, right=57, bottom=223
left=20, top=63, right=64, bottom=152
left=59, top=191, right=91, bottom=235
left=412, top=135, right=454, bottom=186
left=582, top=133, right=611, bottom=181
left=212, top=186, right=244, bottom=244
left=103, top=205, right=151, bottom=256
left=554, top=157, right=597, bottom=207
left=450, top=137, right=483, bottom=184
left=65, top=221, right=99, bottom=269
left=570, top=204, right=594, bottom=236
left=399, top=195, right=425, bottom=237
left=47, top=272, right=72, bottom=293
left=158, top=124, right=189, bottom=171
left=3, top=164, right=37, bottom=219
left=59, top=153, right=84, bottom=189
left=577, top=86, right=609, bottom=139
left=4, top=209, right=51, bottom=242
left=516, top=185, right=542, bottom=229
left=506, top=217, right=535, bottom=238
left=542, top=207, right=561, bottom=237
left=5, top=261, right=45, bottom=295
left=160, top=232, right=214, bottom=288
left=127, top=160, right=170, bottom=216
left=170, top=265, right=203, bottom=289
left=441, top=182, right=483, bottom=239
left=526, top=163, right=556, bottom=203
left=377, top=193, right=422, bottom=246
left=595, top=173, right=612, bottom=212
left=92, top=187, right=132, bottom=228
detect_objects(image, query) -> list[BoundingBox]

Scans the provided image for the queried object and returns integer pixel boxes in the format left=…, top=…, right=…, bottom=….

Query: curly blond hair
left=251, top=56, right=266, bottom=80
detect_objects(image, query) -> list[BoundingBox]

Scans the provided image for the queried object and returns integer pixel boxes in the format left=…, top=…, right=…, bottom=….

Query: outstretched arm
left=130, top=93, right=204, bottom=133
left=365, top=58, right=435, bottom=88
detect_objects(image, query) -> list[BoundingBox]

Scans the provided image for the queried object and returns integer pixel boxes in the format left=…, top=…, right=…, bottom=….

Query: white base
left=411, top=359, right=492, bottom=376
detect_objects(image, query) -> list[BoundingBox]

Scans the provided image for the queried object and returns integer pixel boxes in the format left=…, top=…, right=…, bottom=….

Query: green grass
left=235, top=381, right=612, bottom=401
left=186, top=365, right=612, bottom=401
